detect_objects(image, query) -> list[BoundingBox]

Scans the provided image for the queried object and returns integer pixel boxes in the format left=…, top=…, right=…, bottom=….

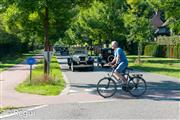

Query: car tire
left=107, top=55, right=114, bottom=62
left=101, top=63, right=104, bottom=68
left=71, top=62, right=74, bottom=72
left=89, top=66, right=94, bottom=71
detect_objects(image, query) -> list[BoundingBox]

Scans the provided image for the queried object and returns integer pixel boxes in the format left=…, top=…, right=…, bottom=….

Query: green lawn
left=0, top=51, right=40, bottom=72
left=16, top=56, right=65, bottom=96
left=0, top=106, right=18, bottom=113
left=128, top=55, right=180, bottom=78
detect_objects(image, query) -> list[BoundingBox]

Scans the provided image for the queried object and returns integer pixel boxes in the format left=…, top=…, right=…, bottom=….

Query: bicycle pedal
left=122, top=85, right=129, bottom=92
left=128, top=85, right=134, bottom=91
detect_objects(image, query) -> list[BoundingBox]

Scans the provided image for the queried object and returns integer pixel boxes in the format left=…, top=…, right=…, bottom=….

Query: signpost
left=43, top=51, right=54, bottom=74
left=27, top=57, right=36, bottom=84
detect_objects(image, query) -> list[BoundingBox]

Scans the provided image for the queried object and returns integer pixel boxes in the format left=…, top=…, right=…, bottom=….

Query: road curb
left=59, top=71, right=70, bottom=96
left=57, top=56, right=70, bottom=96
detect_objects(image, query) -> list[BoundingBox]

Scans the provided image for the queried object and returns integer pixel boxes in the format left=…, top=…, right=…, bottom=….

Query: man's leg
left=113, top=62, right=127, bottom=83
left=113, top=72, right=127, bottom=83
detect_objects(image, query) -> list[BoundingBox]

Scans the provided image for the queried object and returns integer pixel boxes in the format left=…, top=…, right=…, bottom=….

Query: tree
left=63, top=0, right=128, bottom=49
left=124, top=0, right=153, bottom=63
left=1, top=0, right=81, bottom=76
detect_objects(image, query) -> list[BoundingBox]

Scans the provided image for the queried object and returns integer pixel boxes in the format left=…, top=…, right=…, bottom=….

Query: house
left=151, top=11, right=170, bottom=36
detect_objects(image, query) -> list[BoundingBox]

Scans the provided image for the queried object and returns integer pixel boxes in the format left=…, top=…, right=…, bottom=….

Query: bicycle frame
left=107, top=67, right=133, bottom=83
left=97, top=66, right=147, bottom=98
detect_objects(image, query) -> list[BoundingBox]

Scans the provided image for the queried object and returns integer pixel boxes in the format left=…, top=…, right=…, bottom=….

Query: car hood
left=72, top=54, right=87, bottom=58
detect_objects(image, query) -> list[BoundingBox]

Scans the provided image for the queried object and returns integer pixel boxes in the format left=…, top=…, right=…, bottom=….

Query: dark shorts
left=114, top=62, right=128, bottom=73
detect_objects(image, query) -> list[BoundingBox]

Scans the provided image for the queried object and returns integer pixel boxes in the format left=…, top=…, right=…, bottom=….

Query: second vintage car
left=67, top=48, right=94, bottom=71
left=97, top=48, right=114, bottom=67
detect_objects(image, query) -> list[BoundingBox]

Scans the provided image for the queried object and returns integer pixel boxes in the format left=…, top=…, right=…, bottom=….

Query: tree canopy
left=0, top=0, right=179, bottom=53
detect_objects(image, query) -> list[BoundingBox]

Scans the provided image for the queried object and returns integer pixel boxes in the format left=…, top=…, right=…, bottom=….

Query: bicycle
left=97, top=66, right=147, bottom=98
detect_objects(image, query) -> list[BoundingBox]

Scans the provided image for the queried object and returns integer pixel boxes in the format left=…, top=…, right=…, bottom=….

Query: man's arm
left=115, top=55, right=120, bottom=65
left=115, top=48, right=122, bottom=65
left=110, top=57, right=116, bottom=65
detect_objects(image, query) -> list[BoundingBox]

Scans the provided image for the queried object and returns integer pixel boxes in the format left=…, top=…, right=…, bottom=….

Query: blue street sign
left=27, top=57, right=36, bottom=65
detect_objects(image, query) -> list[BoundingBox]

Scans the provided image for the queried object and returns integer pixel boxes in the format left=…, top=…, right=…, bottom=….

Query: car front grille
left=79, top=57, right=86, bottom=61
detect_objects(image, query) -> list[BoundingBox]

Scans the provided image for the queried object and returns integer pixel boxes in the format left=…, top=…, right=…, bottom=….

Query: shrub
left=144, top=43, right=180, bottom=58
left=174, top=44, right=180, bottom=59
left=155, top=45, right=167, bottom=57
left=144, top=43, right=157, bottom=56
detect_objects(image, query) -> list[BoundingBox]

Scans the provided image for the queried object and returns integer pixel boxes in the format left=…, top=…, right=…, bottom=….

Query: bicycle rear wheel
left=97, top=77, right=117, bottom=98
left=128, top=77, right=147, bottom=97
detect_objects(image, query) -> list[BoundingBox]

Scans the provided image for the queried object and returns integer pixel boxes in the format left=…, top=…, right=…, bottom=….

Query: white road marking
left=27, top=105, right=47, bottom=111
left=77, top=99, right=117, bottom=104
left=0, top=105, right=47, bottom=119
left=84, top=88, right=96, bottom=92
left=70, top=87, right=123, bottom=93
left=69, top=89, right=79, bottom=93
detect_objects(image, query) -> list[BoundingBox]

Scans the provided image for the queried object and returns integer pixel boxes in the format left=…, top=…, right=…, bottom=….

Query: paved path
left=0, top=55, right=103, bottom=107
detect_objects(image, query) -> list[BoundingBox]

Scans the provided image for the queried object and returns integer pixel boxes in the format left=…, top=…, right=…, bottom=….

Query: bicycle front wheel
left=128, top=77, right=147, bottom=97
left=97, top=77, right=117, bottom=98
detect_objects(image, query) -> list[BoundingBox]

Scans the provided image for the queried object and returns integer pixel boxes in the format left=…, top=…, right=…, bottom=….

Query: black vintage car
left=97, top=48, right=114, bottom=67
left=54, top=46, right=69, bottom=56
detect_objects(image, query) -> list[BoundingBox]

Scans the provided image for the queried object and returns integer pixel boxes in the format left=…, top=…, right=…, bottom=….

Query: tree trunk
left=137, top=42, right=142, bottom=64
left=44, top=6, right=49, bottom=76
left=31, top=39, right=35, bottom=51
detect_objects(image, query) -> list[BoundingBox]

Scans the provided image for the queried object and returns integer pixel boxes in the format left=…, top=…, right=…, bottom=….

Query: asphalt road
left=1, top=56, right=180, bottom=120
left=3, top=100, right=179, bottom=120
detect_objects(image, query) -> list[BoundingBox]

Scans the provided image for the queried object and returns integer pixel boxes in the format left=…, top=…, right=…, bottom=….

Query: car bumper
left=72, top=64, right=94, bottom=68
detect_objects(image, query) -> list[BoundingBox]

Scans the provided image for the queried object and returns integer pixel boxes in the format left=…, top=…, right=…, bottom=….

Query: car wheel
left=101, top=63, right=104, bottom=68
left=90, top=66, right=94, bottom=71
left=107, top=55, right=114, bottom=62
left=71, top=62, right=74, bottom=72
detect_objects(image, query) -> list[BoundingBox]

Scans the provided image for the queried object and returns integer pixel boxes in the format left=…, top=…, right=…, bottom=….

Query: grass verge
left=128, top=55, right=180, bottom=78
left=0, top=106, right=18, bottom=113
left=0, top=50, right=41, bottom=72
left=16, top=56, right=65, bottom=96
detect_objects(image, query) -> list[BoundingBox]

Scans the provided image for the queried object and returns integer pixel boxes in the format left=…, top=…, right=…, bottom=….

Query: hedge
left=174, top=44, right=180, bottom=59
left=144, top=43, right=158, bottom=56
left=0, top=29, right=34, bottom=59
left=155, top=45, right=167, bottom=57
left=144, top=43, right=180, bottom=58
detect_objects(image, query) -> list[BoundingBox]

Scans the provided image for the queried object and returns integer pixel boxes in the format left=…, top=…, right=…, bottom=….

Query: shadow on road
left=70, top=81, right=180, bottom=102
left=58, top=57, right=180, bottom=102
left=110, top=80, right=180, bottom=102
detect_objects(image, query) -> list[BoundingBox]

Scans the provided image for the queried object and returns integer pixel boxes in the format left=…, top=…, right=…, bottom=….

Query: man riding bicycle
left=109, top=41, right=128, bottom=84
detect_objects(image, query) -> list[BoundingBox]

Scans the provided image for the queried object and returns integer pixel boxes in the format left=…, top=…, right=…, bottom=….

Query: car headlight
left=74, top=57, right=80, bottom=62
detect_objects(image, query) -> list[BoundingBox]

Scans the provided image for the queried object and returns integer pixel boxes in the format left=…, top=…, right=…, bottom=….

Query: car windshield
left=74, top=50, right=86, bottom=54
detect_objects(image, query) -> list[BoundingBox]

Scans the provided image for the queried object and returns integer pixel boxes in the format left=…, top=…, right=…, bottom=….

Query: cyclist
left=109, top=41, right=128, bottom=84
